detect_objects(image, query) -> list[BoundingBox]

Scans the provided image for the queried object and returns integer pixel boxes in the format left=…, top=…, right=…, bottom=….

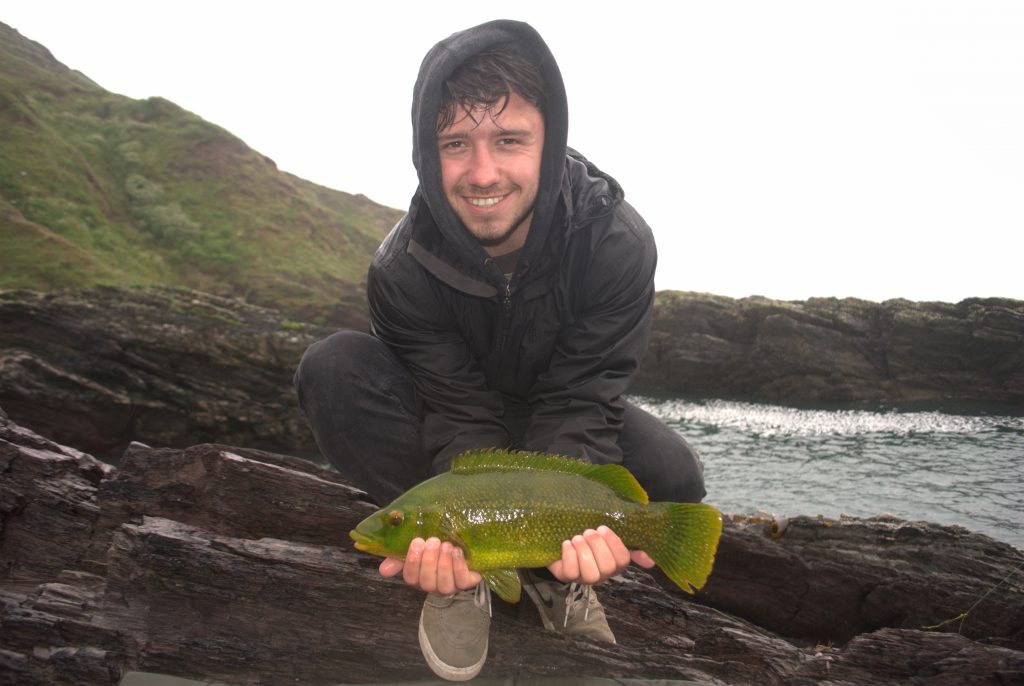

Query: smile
left=466, top=195, right=506, bottom=208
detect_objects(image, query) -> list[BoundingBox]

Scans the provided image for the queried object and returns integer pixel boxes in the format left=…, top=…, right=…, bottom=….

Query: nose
left=466, top=145, right=500, bottom=189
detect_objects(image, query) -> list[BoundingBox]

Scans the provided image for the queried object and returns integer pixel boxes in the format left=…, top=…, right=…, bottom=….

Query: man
left=294, top=19, right=705, bottom=681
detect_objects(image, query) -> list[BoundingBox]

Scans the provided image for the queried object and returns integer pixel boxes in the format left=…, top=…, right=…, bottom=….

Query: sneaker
left=520, top=569, right=616, bottom=644
left=417, top=583, right=491, bottom=681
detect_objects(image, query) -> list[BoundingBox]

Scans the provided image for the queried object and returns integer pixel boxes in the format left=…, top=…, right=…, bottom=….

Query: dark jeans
left=294, top=330, right=706, bottom=506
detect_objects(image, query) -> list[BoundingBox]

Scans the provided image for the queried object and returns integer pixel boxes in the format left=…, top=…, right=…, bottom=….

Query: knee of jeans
left=656, top=471, right=706, bottom=504
left=294, top=330, right=378, bottom=392
left=679, top=444, right=707, bottom=502
left=654, top=446, right=707, bottom=504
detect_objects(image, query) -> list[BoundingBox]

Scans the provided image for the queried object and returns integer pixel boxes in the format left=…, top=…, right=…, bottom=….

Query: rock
left=797, top=628, right=1024, bottom=685
left=639, top=292, right=1024, bottom=406
left=2, top=288, right=1022, bottom=460
left=0, top=406, right=112, bottom=580
left=0, top=287, right=333, bottom=459
left=2, top=409, right=1021, bottom=685
left=700, top=513, right=1024, bottom=647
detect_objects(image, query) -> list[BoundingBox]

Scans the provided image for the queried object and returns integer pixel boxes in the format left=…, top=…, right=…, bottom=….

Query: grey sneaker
left=417, top=583, right=491, bottom=681
left=520, top=569, right=616, bottom=644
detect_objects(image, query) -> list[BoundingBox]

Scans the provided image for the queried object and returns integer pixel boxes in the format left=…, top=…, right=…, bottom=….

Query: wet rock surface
left=2, top=408, right=1021, bottom=685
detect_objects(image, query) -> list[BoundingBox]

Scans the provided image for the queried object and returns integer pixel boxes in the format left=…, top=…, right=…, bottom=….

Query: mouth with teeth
left=466, top=194, right=507, bottom=208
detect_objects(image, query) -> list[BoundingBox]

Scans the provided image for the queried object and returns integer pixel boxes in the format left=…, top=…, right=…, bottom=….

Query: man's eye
left=441, top=140, right=465, bottom=150
left=498, top=138, right=519, bottom=145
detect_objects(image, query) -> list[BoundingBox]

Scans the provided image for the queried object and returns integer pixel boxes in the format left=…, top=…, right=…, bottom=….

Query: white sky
left=5, top=1, right=1023, bottom=303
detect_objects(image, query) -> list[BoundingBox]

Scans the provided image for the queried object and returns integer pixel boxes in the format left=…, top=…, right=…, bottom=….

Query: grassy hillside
left=0, top=22, right=402, bottom=323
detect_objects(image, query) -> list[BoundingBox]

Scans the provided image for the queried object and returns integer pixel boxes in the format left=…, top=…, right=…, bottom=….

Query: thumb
left=630, top=550, right=655, bottom=569
left=379, top=557, right=405, bottom=578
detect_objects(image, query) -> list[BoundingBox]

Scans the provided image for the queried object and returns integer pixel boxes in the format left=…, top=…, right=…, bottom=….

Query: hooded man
left=294, top=19, right=705, bottom=681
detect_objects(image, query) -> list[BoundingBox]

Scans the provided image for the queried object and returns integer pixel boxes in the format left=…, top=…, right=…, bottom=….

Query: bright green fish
left=350, top=449, right=723, bottom=603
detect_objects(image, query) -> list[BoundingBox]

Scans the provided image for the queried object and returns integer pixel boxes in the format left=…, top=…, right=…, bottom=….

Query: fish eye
left=387, top=509, right=404, bottom=526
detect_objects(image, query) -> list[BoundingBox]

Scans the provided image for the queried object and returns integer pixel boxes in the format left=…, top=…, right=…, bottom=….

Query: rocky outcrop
left=2, top=408, right=1022, bottom=685
left=639, top=292, right=1024, bottom=406
left=2, top=287, right=1022, bottom=461
left=0, top=287, right=331, bottom=459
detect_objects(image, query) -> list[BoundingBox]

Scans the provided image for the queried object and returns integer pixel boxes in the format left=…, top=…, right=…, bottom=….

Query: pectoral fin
left=481, top=568, right=521, bottom=603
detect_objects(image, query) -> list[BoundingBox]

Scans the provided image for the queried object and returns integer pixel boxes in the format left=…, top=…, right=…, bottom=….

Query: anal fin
left=481, top=568, right=521, bottom=603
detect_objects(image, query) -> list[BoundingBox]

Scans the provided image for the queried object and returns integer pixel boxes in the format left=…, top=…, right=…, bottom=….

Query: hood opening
left=408, top=19, right=569, bottom=289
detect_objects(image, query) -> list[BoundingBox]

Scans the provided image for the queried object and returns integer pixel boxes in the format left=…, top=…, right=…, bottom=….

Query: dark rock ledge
left=2, top=408, right=1021, bottom=685
left=638, top=291, right=1024, bottom=407
left=2, top=287, right=1022, bottom=464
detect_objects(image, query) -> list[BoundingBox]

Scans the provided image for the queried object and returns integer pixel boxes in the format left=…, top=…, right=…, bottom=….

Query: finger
left=583, top=528, right=618, bottom=580
left=549, top=539, right=577, bottom=582
left=418, top=537, right=441, bottom=592
left=402, top=538, right=425, bottom=587
left=435, top=541, right=456, bottom=596
left=451, top=547, right=482, bottom=590
left=379, top=557, right=404, bottom=578
left=597, top=525, right=632, bottom=571
left=572, top=533, right=601, bottom=585
left=631, top=550, right=656, bottom=569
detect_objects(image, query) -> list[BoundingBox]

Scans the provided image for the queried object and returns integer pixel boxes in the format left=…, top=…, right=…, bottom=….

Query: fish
left=349, top=449, right=723, bottom=603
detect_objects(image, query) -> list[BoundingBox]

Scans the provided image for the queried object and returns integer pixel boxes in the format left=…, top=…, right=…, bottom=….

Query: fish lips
left=349, top=527, right=389, bottom=556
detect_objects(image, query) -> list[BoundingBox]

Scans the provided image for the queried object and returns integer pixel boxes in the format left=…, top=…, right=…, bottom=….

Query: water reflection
left=632, top=397, right=1024, bottom=549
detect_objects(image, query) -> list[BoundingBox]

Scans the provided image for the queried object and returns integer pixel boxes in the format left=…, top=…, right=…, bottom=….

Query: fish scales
left=438, top=469, right=655, bottom=570
left=350, top=449, right=722, bottom=602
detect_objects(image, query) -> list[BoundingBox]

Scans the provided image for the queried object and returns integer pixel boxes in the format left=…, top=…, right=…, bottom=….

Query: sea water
left=633, top=397, right=1024, bottom=550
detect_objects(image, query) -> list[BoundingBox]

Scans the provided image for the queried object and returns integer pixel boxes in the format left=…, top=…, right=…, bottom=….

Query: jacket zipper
left=499, top=280, right=514, bottom=355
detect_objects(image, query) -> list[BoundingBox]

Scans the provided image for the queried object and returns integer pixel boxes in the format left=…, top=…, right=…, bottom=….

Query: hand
left=547, top=525, right=655, bottom=585
left=378, top=537, right=482, bottom=595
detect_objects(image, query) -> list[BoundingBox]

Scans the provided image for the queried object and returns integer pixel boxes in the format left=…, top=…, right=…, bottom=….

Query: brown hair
left=437, top=46, right=546, bottom=133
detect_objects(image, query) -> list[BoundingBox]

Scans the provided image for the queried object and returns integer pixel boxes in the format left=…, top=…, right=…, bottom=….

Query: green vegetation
left=0, top=22, right=402, bottom=321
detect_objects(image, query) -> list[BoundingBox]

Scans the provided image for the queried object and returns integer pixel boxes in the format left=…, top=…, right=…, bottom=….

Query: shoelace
left=563, top=582, right=593, bottom=627
left=473, top=580, right=492, bottom=618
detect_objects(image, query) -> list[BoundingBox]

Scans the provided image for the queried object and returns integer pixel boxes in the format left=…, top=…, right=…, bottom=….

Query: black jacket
left=367, top=20, right=657, bottom=472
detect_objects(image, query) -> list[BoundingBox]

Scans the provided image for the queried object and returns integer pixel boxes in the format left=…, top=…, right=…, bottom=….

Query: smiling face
left=437, top=92, right=545, bottom=257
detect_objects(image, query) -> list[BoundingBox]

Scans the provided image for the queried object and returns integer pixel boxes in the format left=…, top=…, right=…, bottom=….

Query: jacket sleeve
left=520, top=203, right=656, bottom=463
left=368, top=252, right=510, bottom=473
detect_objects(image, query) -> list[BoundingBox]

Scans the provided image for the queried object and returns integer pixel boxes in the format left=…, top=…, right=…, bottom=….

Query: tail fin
left=646, top=503, right=723, bottom=593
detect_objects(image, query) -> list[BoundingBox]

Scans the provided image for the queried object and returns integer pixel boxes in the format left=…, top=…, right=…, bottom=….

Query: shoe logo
left=539, top=593, right=555, bottom=609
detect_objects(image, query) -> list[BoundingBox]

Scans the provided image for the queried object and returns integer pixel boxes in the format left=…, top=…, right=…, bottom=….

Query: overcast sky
left=5, top=1, right=1023, bottom=303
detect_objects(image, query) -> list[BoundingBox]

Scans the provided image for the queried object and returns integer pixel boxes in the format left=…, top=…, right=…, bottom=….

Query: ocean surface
left=633, top=396, right=1024, bottom=550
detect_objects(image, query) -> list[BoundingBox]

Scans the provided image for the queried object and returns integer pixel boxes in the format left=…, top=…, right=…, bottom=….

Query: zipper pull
left=503, top=281, right=513, bottom=312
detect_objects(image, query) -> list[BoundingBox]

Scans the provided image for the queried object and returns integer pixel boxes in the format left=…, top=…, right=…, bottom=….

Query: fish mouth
left=349, top=529, right=386, bottom=556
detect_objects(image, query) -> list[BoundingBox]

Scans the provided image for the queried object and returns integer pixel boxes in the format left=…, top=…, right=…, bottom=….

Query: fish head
left=349, top=504, right=421, bottom=559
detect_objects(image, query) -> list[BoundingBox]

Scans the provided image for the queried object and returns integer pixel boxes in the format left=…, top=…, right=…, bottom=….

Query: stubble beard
left=469, top=205, right=534, bottom=249
left=453, top=184, right=537, bottom=250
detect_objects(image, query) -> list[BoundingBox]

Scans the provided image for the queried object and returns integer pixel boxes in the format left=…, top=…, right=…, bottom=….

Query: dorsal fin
left=450, top=449, right=649, bottom=504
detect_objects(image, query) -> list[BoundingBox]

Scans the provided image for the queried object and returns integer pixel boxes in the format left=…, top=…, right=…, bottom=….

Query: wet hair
left=437, top=45, right=546, bottom=133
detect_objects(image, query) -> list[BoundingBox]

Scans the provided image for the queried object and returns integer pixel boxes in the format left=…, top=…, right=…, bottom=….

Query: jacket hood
left=409, top=19, right=569, bottom=284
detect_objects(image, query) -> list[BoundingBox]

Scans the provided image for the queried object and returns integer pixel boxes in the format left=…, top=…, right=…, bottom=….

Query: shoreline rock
left=639, top=291, right=1024, bottom=407
left=2, top=408, right=1021, bottom=685
left=2, top=287, right=1021, bottom=461
left=0, top=286, right=332, bottom=458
